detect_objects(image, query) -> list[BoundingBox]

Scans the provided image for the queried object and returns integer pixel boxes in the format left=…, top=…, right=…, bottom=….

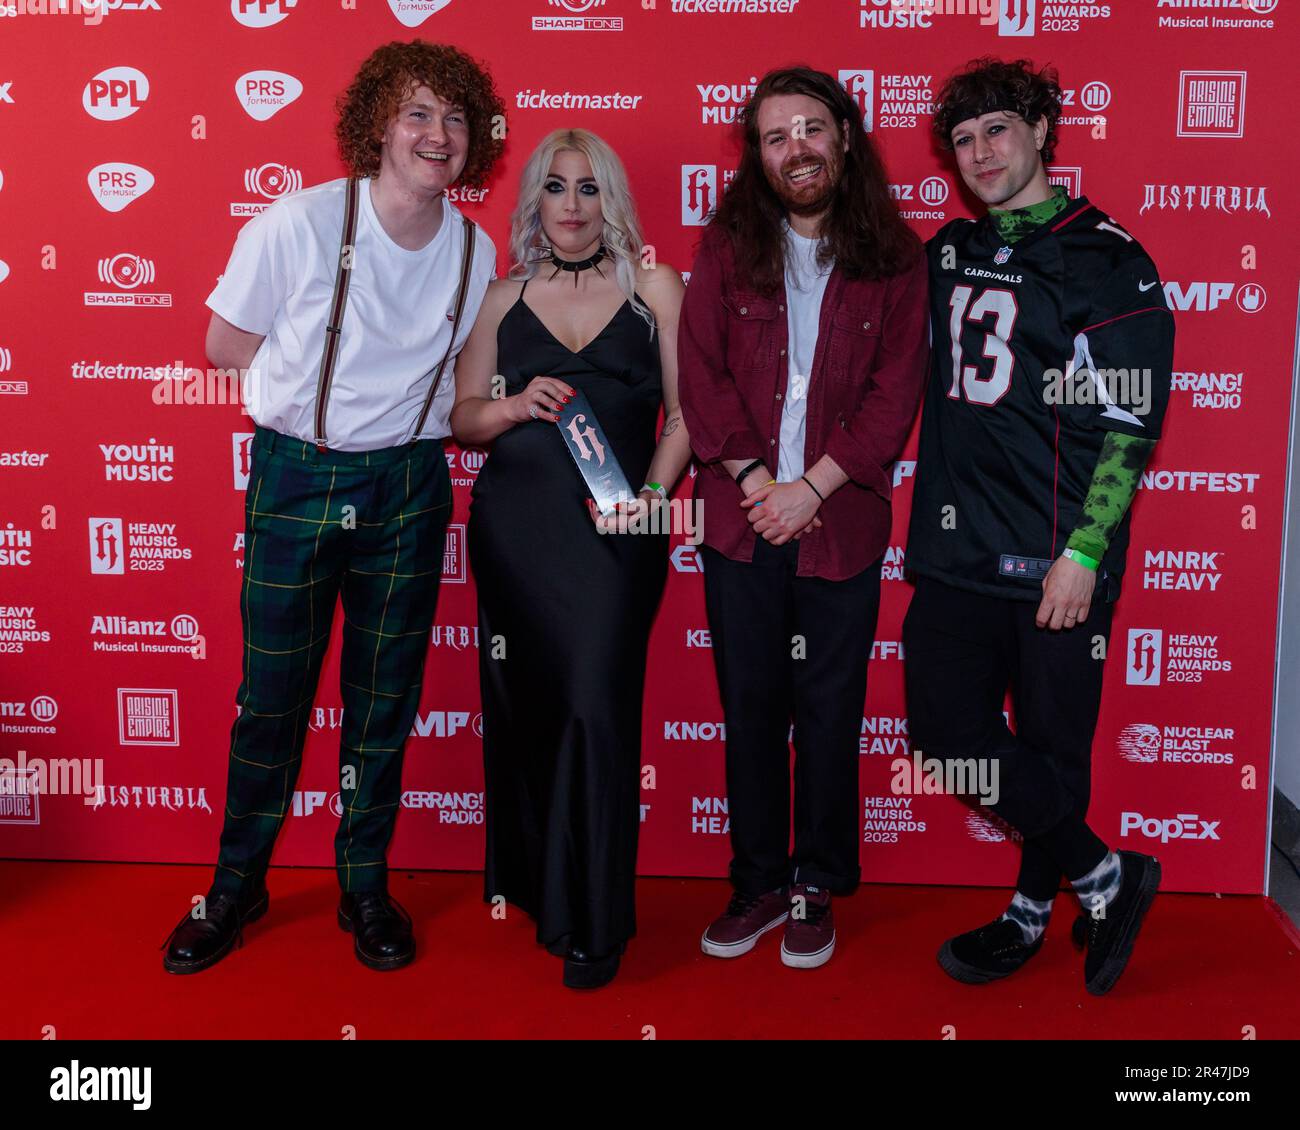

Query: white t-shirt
left=777, top=222, right=832, bottom=483
left=207, top=176, right=496, bottom=451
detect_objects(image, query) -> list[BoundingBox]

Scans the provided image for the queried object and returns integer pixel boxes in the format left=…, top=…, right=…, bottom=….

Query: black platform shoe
left=562, top=942, right=625, bottom=989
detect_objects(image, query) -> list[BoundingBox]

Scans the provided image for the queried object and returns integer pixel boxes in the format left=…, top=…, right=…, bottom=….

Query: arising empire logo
left=117, top=688, right=179, bottom=746
left=1178, top=71, right=1246, bottom=138
left=442, top=523, right=466, bottom=583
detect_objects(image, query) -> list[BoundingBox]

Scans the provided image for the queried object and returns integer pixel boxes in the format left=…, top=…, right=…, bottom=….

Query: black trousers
left=701, top=538, right=883, bottom=897
left=902, top=574, right=1114, bottom=901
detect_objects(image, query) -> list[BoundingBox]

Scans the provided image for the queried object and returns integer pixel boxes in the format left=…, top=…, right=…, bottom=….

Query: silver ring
left=528, top=405, right=538, bottom=420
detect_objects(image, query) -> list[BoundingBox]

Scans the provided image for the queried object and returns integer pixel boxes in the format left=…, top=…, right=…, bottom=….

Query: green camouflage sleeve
left=1066, top=432, right=1157, bottom=562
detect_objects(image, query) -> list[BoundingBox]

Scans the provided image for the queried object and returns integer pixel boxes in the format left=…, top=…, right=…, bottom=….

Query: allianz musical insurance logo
left=231, top=162, right=303, bottom=217
left=85, top=253, right=172, bottom=308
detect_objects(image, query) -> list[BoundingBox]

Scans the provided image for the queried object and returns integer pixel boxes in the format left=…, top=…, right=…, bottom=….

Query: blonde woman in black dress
left=451, top=129, right=688, bottom=989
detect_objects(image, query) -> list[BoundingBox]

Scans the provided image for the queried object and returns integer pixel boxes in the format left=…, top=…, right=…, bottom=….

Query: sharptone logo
left=231, top=0, right=297, bottom=27
left=87, top=163, right=154, bottom=213
left=235, top=71, right=303, bottom=122
left=388, top=0, right=454, bottom=26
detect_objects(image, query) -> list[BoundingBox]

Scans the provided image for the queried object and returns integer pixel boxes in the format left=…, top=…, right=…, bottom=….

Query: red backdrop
left=0, top=0, right=1293, bottom=894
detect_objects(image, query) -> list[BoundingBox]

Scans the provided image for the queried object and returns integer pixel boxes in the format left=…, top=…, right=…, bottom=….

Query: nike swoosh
left=1138, top=280, right=1158, bottom=292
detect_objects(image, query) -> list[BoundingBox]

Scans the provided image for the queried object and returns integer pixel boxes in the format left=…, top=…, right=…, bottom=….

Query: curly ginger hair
left=335, top=41, right=506, bottom=188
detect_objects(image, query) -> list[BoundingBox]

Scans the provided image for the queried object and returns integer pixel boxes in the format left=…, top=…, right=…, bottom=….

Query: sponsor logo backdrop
left=0, top=0, right=1293, bottom=893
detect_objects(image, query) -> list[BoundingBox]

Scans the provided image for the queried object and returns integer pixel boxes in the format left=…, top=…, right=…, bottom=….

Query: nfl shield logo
left=994, top=246, right=1013, bottom=265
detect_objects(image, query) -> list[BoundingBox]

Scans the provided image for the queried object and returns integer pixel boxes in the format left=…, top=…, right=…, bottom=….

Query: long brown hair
left=710, top=66, right=920, bottom=295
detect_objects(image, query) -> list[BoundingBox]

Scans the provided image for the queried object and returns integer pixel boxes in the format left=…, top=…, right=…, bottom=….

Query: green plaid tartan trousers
left=214, top=426, right=451, bottom=896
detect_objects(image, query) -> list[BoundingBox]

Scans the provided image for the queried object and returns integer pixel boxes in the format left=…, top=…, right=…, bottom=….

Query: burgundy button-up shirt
left=678, top=226, right=930, bottom=581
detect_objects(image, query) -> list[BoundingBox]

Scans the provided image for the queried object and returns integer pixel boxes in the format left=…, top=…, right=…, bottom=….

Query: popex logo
left=235, top=71, right=303, bottom=122
left=87, top=162, right=154, bottom=213
left=1178, top=71, right=1246, bottom=138
left=83, top=67, right=149, bottom=122
left=387, top=0, right=454, bottom=26
left=231, top=0, right=297, bottom=27
left=1120, top=810, right=1220, bottom=843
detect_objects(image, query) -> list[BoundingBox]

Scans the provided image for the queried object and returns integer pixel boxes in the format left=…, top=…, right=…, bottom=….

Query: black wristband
left=734, top=458, right=764, bottom=487
left=801, top=474, right=824, bottom=502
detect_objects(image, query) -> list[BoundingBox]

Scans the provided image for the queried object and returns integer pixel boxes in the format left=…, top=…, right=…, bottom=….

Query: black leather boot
left=338, top=891, right=415, bottom=971
left=162, top=885, right=268, bottom=975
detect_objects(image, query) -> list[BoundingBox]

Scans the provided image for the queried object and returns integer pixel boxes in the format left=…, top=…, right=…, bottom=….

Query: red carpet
left=2, top=861, right=1297, bottom=1040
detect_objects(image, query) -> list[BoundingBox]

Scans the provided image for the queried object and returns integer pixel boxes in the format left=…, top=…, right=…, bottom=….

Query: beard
left=763, top=145, right=844, bottom=218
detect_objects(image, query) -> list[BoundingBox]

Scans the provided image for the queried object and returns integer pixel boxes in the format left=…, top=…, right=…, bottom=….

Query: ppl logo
left=837, top=69, right=874, bottom=131
left=681, top=165, right=716, bottom=227
left=1126, top=628, right=1162, bottom=686
left=117, top=687, right=179, bottom=746
left=89, top=517, right=124, bottom=575
left=232, top=432, right=254, bottom=491
left=387, top=0, right=454, bottom=27
left=245, top=163, right=302, bottom=199
left=998, top=0, right=1035, bottom=36
left=88, top=162, right=154, bottom=213
left=235, top=71, right=303, bottom=122
left=83, top=67, right=150, bottom=122
left=1178, top=71, right=1246, bottom=139
left=231, top=0, right=297, bottom=27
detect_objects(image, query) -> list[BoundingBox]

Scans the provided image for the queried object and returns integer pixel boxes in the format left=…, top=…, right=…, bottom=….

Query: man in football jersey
left=903, top=58, right=1174, bottom=995
left=162, top=43, right=503, bottom=975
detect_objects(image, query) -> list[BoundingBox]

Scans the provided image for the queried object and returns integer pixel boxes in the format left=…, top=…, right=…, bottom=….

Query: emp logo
left=231, top=0, right=298, bottom=28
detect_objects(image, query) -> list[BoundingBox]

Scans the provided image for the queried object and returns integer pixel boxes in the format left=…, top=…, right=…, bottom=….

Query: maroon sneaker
left=780, top=883, right=835, bottom=969
left=700, top=887, right=789, bottom=958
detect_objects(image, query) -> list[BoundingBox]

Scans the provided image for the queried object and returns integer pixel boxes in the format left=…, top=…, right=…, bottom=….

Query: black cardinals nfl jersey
left=905, top=196, right=1175, bottom=602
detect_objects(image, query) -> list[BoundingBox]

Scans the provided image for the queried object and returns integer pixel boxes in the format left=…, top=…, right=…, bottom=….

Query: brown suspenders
left=312, top=176, right=477, bottom=450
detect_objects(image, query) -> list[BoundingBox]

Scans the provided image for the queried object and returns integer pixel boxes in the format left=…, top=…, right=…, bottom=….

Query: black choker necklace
left=546, top=245, right=608, bottom=286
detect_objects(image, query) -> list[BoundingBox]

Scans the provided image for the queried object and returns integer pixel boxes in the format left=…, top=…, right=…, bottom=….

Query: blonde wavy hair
left=508, top=129, right=655, bottom=332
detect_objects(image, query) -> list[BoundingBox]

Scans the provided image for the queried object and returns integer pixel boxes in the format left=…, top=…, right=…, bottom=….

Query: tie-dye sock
left=1000, top=891, right=1054, bottom=944
left=1071, top=850, right=1122, bottom=919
